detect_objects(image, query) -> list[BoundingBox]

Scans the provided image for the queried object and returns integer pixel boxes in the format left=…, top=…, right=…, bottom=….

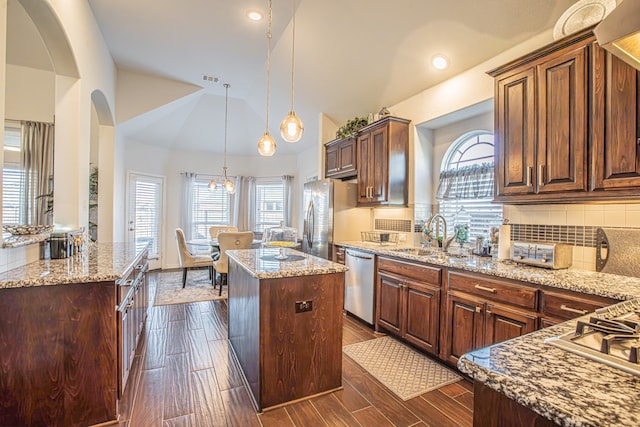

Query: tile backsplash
left=504, top=203, right=640, bottom=271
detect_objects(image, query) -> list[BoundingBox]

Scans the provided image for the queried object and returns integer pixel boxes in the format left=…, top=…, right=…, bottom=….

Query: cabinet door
left=591, top=44, right=640, bottom=191
left=537, top=45, right=588, bottom=194
left=357, top=132, right=372, bottom=203
left=338, top=138, right=357, bottom=174
left=370, top=125, right=388, bottom=203
left=443, top=293, right=484, bottom=365
left=376, top=272, right=403, bottom=336
left=484, top=303, right=537, bottom=347
left=325, top=144, right=340, bottom=177
left=404, top=282, right=440, bottom=355
left=495, top=68, right=537, bottom=196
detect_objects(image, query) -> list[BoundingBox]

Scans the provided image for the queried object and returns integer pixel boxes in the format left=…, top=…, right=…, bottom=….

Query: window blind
left=255, top=180, right=284, bottom=233
left=133, top=179, right=162, bottom=256
left=191, top=178, right=231, bottom=239
left=2, top=167, right=23, bottom=224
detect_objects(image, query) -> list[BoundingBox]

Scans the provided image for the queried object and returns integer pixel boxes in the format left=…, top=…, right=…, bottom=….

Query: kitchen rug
left=153, top=269, right=227, bottom=306
left=343, top=336, right=461, bottom=400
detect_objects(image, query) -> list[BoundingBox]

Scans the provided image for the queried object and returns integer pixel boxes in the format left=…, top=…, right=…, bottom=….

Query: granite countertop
left=227, top=247, right=348, bottom=279
left=1, top=233, right=50, bottom=248
left=0, top=242, right=145, bottom=289
left=458, top=299, right=640, bottom=427
left=336, top=241, right=640, bottom=301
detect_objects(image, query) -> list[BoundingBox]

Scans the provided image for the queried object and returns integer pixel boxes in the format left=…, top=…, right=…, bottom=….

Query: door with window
left=127, top=173, right=164, bottom=270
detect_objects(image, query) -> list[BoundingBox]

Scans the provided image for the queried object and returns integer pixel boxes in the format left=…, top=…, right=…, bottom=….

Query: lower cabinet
left=376, top=257, right=441, bottom=355
left=370, top=253, right=621, bottom=370
left=441, top=270, right=538, bottom=365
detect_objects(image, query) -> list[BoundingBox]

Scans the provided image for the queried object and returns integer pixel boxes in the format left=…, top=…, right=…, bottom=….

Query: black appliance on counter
left=47, top=229, right=85, bottom=259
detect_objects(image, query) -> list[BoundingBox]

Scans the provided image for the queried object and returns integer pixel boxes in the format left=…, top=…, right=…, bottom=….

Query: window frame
left=254, top=177, right=285, bottom=234
left=190, top=176, right=233, bottom=240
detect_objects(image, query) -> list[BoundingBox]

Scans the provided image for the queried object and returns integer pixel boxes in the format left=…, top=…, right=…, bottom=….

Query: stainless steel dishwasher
left=344, top=249, right=375, bottom=324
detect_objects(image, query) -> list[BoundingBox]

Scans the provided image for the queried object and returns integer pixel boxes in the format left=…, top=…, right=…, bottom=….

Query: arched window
left=436, top=131, right=501, bottom=241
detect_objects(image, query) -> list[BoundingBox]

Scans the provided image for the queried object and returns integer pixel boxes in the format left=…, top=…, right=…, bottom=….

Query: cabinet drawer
left=378, top=257, right=441, bottom=286
left=541, top=290, right=615, bottom=320
left=448, top=271, right=537, bottom=310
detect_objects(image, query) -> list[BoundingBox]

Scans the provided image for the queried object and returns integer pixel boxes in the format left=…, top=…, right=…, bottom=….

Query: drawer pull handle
left=474, top=284, right=497, bottom=293
left=560, top=305, right=588, bottom=315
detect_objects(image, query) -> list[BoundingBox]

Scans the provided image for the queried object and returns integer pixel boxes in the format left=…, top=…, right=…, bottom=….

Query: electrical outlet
left=295, top=300, right=313, bottom=313
left=399, top=233, right=407, bottom=242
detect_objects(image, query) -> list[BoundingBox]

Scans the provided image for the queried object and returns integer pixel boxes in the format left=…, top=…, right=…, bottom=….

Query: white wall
left=5, top=64, right=54, bottom=122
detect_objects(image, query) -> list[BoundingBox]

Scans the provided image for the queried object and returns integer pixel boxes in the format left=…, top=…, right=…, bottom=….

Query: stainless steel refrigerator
left=302, top=179, right=367, bottom=260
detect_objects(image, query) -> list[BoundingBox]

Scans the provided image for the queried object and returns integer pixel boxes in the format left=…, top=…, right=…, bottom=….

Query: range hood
left=594, top=0, right=640, bottom=70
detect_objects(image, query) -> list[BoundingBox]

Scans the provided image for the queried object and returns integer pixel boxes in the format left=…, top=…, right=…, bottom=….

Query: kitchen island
left=0, top=242, right=149, bottom=427
left=458, top=299, right=640, bottom=427
left=226, top=247, right=347, bottom=411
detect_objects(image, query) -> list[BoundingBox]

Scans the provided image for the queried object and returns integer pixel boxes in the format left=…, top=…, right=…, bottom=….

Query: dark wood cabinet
left=591, top=43, right=640, bottom=192
left=325, top=137, right=357, bottom=179
left=491, top=26, right=640, bottom=203
left=442, top=270, right=538, bottom=365
left=539, top=287, right=616, bottom=327
left=333, top=244, right=346, bottom=264
left=376, top=257, right=441, bottom=355
left=357, top=116, right=410, bottom=206
left=492, top=31, right=590, bottom=201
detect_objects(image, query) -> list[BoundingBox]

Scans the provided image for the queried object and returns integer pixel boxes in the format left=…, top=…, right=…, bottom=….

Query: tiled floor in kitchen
left=118, top=273, right=473, bottom=426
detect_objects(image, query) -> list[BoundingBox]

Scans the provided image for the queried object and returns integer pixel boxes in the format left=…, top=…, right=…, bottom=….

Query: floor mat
left=343, top=336, right=462, bottom=400
left=154, top=269, right=226, bottom=306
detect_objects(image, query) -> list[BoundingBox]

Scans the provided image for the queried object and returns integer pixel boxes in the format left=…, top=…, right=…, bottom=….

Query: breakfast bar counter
left=226, top=247, right=347, bottom=411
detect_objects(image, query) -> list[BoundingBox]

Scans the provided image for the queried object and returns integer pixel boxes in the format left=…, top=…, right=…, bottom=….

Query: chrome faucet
left=425, top=213, right=455, bottom=252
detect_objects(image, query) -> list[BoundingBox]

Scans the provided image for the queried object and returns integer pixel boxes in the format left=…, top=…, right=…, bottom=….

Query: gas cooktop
left=545, top=299, right=640, bottom=376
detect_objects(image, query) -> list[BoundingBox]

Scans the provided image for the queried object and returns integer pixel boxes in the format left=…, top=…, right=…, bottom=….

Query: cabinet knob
left=475, top=306, right=482, bottom=313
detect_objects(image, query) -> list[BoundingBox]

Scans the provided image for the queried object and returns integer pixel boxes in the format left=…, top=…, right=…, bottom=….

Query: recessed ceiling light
left=432, top=54, right=449, bottom=70
left=247, top=10, right=263, bottom=21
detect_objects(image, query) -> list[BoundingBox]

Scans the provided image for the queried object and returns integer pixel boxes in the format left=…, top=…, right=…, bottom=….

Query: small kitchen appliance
left=512, top=241, right=572, bottom=269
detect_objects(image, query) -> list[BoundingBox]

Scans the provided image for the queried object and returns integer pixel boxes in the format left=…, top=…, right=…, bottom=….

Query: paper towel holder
left=595, top=228, right=609, bottom=272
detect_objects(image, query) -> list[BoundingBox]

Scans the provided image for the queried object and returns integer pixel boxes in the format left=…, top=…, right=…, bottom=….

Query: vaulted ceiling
left=10, top=0, right=586, bottom=155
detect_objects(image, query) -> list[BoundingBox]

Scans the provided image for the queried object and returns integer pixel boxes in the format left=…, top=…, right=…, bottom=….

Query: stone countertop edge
left=336, top=241, right=640, bottom=301
left=0, top=242, right=145, bottom=289
left=227, top=247, right=348, bottom=280
left=1, top=233, right=50, bottom=248
left=457, top=299, right=640, bottom=427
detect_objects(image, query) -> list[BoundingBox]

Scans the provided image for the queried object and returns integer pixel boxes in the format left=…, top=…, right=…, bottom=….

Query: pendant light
left=257, top=0, right=277, bottom=156
left=221, top=83, right=236, bottom=194
left=279, top=0, right=304, bottom=143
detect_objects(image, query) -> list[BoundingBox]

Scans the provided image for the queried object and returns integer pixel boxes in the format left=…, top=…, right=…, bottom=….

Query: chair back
left=175, top=228, right=190, bottom=267
left=209, top=225, right=238, bottom=240
left=217, top=231, right=254, bottom=267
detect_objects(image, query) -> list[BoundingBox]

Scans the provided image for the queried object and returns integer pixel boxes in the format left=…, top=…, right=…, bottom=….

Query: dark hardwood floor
left=119, top=273, right=473, bottom=426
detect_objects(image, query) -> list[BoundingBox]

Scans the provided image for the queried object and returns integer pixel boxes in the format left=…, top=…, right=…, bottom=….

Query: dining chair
left=213, top=231, right=254, bottom=296
left=209, top=225, right=238, bottom=240
left=175, top=228, right=214, bottom=288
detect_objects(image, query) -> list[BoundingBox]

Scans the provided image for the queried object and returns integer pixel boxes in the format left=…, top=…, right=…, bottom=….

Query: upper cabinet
left=590, top=43, right=640, bottom=192
left=325, top=137, right=357, bottom=179
left=490, top=27, right=640, bottom=203
left=357, top=116, right=410, bottom=206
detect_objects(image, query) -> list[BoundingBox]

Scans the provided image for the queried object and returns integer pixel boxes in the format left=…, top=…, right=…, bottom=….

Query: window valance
left=435, top=163, right=494, bottom=200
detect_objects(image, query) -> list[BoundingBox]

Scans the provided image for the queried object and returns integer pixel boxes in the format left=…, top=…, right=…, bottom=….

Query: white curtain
left=180, top=172, right=196, bottom=240
left=282, top=175, right=294, bottom=226
left=232, top=176, right=247, bottom=230
left=20, top=121, right=54, bottom=225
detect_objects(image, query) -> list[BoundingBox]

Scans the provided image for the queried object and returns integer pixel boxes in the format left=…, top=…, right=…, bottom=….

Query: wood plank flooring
left=120, top=273, right=473, bottom=426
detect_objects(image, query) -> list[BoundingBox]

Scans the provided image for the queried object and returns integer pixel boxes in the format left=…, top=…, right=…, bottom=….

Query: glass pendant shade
left=223, top=178, right=236, bottom=194
left=280, top=111, right=304, bottom=142
left=257, top=131, right=277, bottom=156
left=208, top=179, right=217, bottom=191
